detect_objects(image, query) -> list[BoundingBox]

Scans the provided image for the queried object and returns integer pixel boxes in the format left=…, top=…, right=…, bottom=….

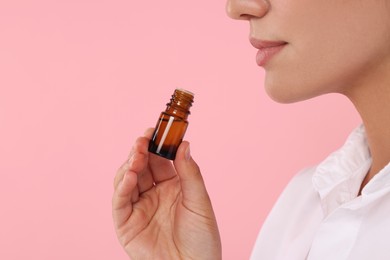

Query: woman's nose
left=226, top=0, right=269, bottom=20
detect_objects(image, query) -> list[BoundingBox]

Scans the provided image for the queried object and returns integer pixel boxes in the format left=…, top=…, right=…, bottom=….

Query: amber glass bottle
left=148, top=89, right=194, bottom=160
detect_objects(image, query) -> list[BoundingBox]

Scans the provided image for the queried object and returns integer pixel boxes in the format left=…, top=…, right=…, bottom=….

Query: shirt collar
left=312, top=124, right=372, bottom=215
left=362, top=162, right=390, bottom=196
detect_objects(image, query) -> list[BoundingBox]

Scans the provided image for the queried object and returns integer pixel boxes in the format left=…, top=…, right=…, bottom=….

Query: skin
left=112, top=129, right=221, bottom=259
left=226, top=0, right=390, bottom=191
left=113, top=0, right=390, bottom=258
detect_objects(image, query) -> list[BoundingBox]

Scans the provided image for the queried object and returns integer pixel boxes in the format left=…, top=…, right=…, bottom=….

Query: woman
left=112, top=0, right=390, bottom=259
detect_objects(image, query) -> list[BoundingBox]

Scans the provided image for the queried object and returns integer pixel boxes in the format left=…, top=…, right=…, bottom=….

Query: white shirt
left=251, top=125, right=390, bottom=260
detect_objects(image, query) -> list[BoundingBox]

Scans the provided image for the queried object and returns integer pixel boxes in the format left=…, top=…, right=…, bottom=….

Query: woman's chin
left=264, top=77, right=329, bottom=104
left=265, top=85, right=305, bottom=104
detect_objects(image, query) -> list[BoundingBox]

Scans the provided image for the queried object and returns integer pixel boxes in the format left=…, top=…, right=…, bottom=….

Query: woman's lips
left=249, top=38, right=287, bottom=67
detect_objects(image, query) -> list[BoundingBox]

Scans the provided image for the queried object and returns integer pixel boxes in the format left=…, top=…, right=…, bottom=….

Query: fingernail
left=122, top=171, right=128, bottom=183
left=185, top=144, right=191, bottom=161
left=120, top=172, right=128, bottom=191
left=127, top=155, right=134, bottom=167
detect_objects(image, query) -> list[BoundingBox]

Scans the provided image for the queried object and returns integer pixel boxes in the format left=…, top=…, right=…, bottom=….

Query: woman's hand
left=112, top=129, right=221, bottom=259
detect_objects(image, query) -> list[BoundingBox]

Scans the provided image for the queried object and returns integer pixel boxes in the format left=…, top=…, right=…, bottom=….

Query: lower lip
left=256, top=44, right=286, bottom=67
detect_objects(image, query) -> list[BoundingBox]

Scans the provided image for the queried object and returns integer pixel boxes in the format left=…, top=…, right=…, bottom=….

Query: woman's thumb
left=173, top=141, right=211, bottom=207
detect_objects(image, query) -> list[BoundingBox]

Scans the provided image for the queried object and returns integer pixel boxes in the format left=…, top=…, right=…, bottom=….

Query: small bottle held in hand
left=148, top=88, right=194, bottom=160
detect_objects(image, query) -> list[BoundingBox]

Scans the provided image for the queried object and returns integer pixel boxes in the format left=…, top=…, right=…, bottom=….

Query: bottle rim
left=175, top=88, right=194, bottom=97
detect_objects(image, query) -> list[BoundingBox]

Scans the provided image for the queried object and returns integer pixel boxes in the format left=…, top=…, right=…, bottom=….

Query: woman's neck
left=345, top=61, right=390, bottom=191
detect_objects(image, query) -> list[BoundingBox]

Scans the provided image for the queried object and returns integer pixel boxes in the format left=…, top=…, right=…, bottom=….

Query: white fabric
left=251, top=125, right=390, bottom=260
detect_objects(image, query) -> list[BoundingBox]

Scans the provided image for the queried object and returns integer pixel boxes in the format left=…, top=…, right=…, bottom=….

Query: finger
left=123, top=127, right=152, bottom=159
left=114, top=135, right=141, bottom=190
left=126, top=143, right=136, bottom=162
left=131, top=185, right=140, bottom=203
left=148, top=153, right=177, bottom=184
left=118, top=136, right=155, bottom=194
left=114, top=136, right=146, bottom=190
left=138, top=166, right=155, bottom=193
left=143, top=127, right=154, bottom=138
left=114, top=158, right=132, bottom=190
left=112, top=170, right=138, bottom=228
left=130, top=137, right=155, bottom=193
left=173, top=142, right=211, bottom=211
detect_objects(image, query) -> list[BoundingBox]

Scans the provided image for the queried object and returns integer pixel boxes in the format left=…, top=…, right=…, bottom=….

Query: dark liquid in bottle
left=148, top=112, right=188, bottom=160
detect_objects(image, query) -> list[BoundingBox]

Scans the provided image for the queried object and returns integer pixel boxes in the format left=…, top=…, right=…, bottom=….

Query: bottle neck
left=165, top=89, right=194, bottom=120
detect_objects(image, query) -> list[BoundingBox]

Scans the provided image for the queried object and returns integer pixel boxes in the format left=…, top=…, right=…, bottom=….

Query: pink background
left=0, top=1, right=361, bottom=259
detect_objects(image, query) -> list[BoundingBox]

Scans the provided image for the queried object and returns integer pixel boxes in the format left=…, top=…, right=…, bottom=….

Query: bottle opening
left=175, top=88, right=194, bottom=97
